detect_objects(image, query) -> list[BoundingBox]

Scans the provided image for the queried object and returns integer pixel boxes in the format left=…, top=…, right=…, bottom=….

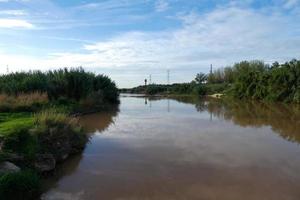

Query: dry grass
left=34, top=109, right=78, bottom=127
left=0, top=92, right=48, bottom=111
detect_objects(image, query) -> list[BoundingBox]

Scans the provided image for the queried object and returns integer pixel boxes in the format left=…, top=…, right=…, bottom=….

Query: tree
left=195, top=73, right=207, bottom=84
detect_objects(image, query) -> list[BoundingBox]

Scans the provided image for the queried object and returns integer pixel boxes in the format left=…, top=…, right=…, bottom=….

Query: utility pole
left=167, top=69, right=170, bottom=95
left=149, top=74, right=152, bottom=85
left=6, top=65, right=9, bottom=74
left=210, top=64, right=213, bottom=75
left=167, top=69, right=170, bottom=85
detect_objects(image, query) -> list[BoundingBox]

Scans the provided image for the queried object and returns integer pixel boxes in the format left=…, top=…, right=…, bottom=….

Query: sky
left=0, top=0, right=299, bottom=88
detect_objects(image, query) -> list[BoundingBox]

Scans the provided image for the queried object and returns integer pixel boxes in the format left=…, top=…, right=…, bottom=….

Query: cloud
left=71, top=7, right=300, bottom=69
left=0, top=19, right=33, bottom=28
left=0, top=10, right=27, bottom=16
left=155, top=0, right=169, bottom=12
left=283, top=0, right=299, bottom=9
left=0, top=3, right=300, bottom=87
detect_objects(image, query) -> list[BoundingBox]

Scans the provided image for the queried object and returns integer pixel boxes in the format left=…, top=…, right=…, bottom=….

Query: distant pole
left=167, top=69, right=170, bottom=95
left=149, top=74, right=152, bottom=85
left=167, top=69, right=170, bottom=85
left=144, top=79, right=147, bottom=86
left=6, top=65, right=9, bottom=74
left=210, top=64, right=213, bottom=75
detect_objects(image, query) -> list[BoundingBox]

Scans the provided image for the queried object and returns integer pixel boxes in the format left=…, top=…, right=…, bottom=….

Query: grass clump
left=32, top=109, right=87, bottom=160
left=0, top=170, right=40, bottom=200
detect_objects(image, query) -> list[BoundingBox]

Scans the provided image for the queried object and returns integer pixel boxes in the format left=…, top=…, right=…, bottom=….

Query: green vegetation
left=0, top=67, right=119, bottom=106
left=0, top=170, right=40, bottom=200
left=0, top=113, right=34, bottom=136
left=122, top=82, right=225, bottom=96
left=0, top=67, right=119, bottom=199
left=229, top=60, right=300, bottom=102
left=123, top=59, right=300, bottom=103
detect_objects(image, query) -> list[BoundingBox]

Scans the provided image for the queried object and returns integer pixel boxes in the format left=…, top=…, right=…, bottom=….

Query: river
left=41, top=95, right=300, bottom=200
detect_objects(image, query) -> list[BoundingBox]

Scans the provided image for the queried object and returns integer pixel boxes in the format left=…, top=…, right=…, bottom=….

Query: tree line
left=125, top=59, right=300, bottom=103
left=199, top=59, right=300, bottom=103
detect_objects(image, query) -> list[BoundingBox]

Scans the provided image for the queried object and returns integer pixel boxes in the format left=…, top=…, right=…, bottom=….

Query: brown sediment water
left=41, top=95, right=300, bottom=200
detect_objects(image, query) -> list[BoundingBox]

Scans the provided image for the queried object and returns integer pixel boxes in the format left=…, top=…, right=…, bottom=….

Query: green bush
left=0, top=170, right=40, bottom=200
left=32, top=109, right=87, bottom=158
left=0, top=67, right=119, bottom=106
left=193, top=85, right=207, bottom=96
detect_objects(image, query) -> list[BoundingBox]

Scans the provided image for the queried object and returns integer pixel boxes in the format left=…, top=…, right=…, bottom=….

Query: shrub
left=193, top=85, right=207, bottom=96
left=0, top=170, right=40, bottom=200
left=32, top=109, right=87, bottom=159
left=0, top=67, right=119, bottom=105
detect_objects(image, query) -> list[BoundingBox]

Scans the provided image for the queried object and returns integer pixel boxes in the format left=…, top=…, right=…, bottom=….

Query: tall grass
left=0, top=67, right=119, bottom=105
left=34, top=109, right=78, bottom=127
left=0, top=92, right=48, bottom=112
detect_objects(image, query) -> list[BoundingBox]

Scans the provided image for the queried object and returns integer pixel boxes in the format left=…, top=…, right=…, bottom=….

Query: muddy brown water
left=41, top=95, right=300, bottom=200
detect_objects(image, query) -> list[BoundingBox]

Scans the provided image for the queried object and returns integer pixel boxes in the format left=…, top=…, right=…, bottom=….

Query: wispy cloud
left=0, top=19, right=33, bottom=28
left=0, top=10, right=27, bottom=16
left=1, top=6, right=299, bottom=68
left=155, top=0, right=169, bottom=12
left=0, top=0, right=300, bottom=87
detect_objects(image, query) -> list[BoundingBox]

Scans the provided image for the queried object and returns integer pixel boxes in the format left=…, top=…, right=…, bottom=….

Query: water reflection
left=41, top=106, right=119, bottom=197
left=79, top=107, right=119, bottom=134
left=142, top=96, right=300, bottom=144
left=183, top=97, right=300, bottom=144
left=42, top=96, right=300, bottom=200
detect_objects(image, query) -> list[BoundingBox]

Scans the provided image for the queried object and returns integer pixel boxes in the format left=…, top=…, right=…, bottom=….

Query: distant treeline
left=223, top=59, right=300, bottom=103
left=122, top=59, right=300, bottom=103
left=0, top=67, right=119, bottom=104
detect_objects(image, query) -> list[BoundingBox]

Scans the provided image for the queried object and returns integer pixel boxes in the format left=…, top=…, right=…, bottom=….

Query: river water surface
left=42, top=95, right=300, bottom=200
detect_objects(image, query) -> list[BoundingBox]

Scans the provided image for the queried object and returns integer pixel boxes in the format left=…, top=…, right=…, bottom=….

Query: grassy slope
left=0, top=113, right=34, bottom=137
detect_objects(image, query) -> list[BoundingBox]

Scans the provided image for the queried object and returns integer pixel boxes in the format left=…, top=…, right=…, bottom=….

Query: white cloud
left=0, top=10, right=27, bottom=16
left=74, top=7, right=300, bottom=69
left=155, top=0, right=169, bottom=12
left=0, top=5, right=300, bottom=87
left=0, top=19, right=33, bottom=28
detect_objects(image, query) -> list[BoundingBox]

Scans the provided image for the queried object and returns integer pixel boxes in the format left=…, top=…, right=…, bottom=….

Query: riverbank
left=121, top=59, right=300, bottom=103
left=0, top=68, right=120, bottom=199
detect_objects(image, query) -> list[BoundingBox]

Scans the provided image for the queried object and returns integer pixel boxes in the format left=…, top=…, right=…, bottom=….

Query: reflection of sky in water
left=42, top=96, right=300, bottom=200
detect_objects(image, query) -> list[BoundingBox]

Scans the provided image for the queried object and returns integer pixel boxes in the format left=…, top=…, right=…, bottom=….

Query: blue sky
left=0, top=0, right=299, bottom=87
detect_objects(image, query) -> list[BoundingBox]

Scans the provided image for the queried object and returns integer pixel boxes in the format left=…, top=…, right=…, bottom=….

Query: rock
left=5, top=153, right=24, bottom=162
left=34, top=154, right=56, bottom=172
left=0, top=161, right=20, bottom=173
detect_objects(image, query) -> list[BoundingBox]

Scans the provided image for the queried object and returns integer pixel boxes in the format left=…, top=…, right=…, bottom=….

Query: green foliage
left=229, top=59, right=300, bottom=102
left=195, top=73, right=207, bottom=84
left=32, top=109, right=87, bottom=157
left=205, top=83, right=228, bottom=95
left=208, top=66, right=234, bottom=84
left=146, top=84, right=168, bottom=95
left=193, top=84, right=207, bottom=96
left=0, top=170, right=40, bottom=200
left=0, top=67, right=119, bottom=105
